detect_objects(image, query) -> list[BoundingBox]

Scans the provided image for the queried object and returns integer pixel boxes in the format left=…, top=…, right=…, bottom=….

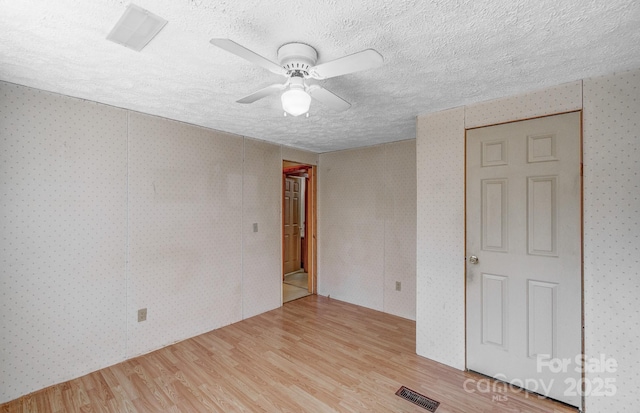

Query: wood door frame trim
left=282, top=174, right=286, bottom=281
left=282, top=161, right=317, bottom=295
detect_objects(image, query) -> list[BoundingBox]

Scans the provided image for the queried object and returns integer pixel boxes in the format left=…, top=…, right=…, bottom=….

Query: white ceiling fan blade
left=308, top=85, right=351, bottom=112
left=237, top=83, right=287, bottom=104
left=309, top=49, right=383, bottom=80
left=210, top=38, right=287, bottom=76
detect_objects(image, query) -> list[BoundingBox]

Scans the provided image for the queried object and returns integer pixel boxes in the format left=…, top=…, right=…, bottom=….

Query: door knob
left=469, top=255, right=479, bottom=264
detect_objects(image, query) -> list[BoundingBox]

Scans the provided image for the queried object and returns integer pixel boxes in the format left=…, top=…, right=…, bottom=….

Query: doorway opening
left=282, top=160, right=317, bottom=303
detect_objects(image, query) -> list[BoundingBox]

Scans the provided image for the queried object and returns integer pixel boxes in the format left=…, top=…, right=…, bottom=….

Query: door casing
left=282, top=161, right=317, bottom=294
left=464, top=111, right=585, bottom=409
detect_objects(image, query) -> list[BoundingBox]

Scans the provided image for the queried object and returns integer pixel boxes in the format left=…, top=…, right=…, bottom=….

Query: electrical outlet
left=138, top=308, right=147, bottom=322
left=395, top=281, right=401, bottom=291
left=253, top=223, right=258, bottom=232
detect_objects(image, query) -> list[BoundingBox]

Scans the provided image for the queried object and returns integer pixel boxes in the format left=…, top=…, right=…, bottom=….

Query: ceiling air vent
left=107, top=4, right=167, bottom=51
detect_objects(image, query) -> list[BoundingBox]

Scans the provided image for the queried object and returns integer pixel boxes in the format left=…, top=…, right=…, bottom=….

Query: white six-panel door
left=466, top=112, right=582, bottom=408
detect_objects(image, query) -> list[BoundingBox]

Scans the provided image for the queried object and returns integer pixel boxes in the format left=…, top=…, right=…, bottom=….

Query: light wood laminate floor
left=282, top=283, right=310, bottom=303
left=1, top=296, right=577, bottom=412
left=283, top=271, right=308, bottom=289
left=283, top=271, right=310, bottom=303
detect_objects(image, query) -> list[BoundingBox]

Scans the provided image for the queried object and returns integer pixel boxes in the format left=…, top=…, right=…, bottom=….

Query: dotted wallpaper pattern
left=416, top=67, right=640, bottom=411
left=465, top=80, right=583, bottom=128
left=0, top=82, right=128, bottom=401
left=383, top=140, right=417, bottom=321
left=318, top=140, right=416, bottom=320
left=319, top=145, right=386, bottom=311
left=0, top=81, right=289, bottom=404
left=415, top=107, right=466, bottom=370
left=583, top=69, right=640, bottom=411
left=281, top=145, right=318, bottom=166
left=126, top=112, right=245, bottom=358
left=242, top=138, right=282, bottom=319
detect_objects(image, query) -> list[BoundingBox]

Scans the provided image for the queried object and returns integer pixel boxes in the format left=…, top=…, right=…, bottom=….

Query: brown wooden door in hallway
left=283, top=176, right=301, bottom=274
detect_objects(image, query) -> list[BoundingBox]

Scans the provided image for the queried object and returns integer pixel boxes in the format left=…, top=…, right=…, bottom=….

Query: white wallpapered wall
left=126, top=112, right=245, bottom=357
left=383, top=140, right=417, bottom=320
left=0, top=82, right=128, bottom=400
left=415, top=107, right=466, bottom=369
left=318, top=140, right=417, bottom=320
left=583, top=69, right=640, bottom=412
left=416, top=69, right=640, bottom=410
left=319, top=146, right=385, bottom=310
left=464, top=80, right=583, bottom=128
left=282, top=146, right=318, bottom=166
left=0, top=82, right=289, bottom=403
left=242, top=138, right=282, bottom=319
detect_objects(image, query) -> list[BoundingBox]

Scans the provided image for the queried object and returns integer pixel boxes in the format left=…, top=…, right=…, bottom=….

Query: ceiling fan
left=209, top=39, right=384, bottom=117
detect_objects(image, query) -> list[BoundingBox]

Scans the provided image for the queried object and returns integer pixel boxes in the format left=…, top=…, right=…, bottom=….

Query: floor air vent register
left=395, top=386, right=440, bottom=411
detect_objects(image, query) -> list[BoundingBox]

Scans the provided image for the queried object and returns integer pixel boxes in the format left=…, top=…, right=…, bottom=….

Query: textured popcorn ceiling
left=1, top=0, right=639, bottom=152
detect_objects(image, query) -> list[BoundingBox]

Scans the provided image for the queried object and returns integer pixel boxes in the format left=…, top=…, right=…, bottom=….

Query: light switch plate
left=138, top=308, right=147, bottom=322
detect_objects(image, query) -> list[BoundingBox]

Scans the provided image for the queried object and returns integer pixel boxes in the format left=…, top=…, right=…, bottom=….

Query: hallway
left=283, top=271, right=310, bottom=303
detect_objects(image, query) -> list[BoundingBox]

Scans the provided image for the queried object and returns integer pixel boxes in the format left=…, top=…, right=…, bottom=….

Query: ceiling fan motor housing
left=278, top=43, right=318, bottom=76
